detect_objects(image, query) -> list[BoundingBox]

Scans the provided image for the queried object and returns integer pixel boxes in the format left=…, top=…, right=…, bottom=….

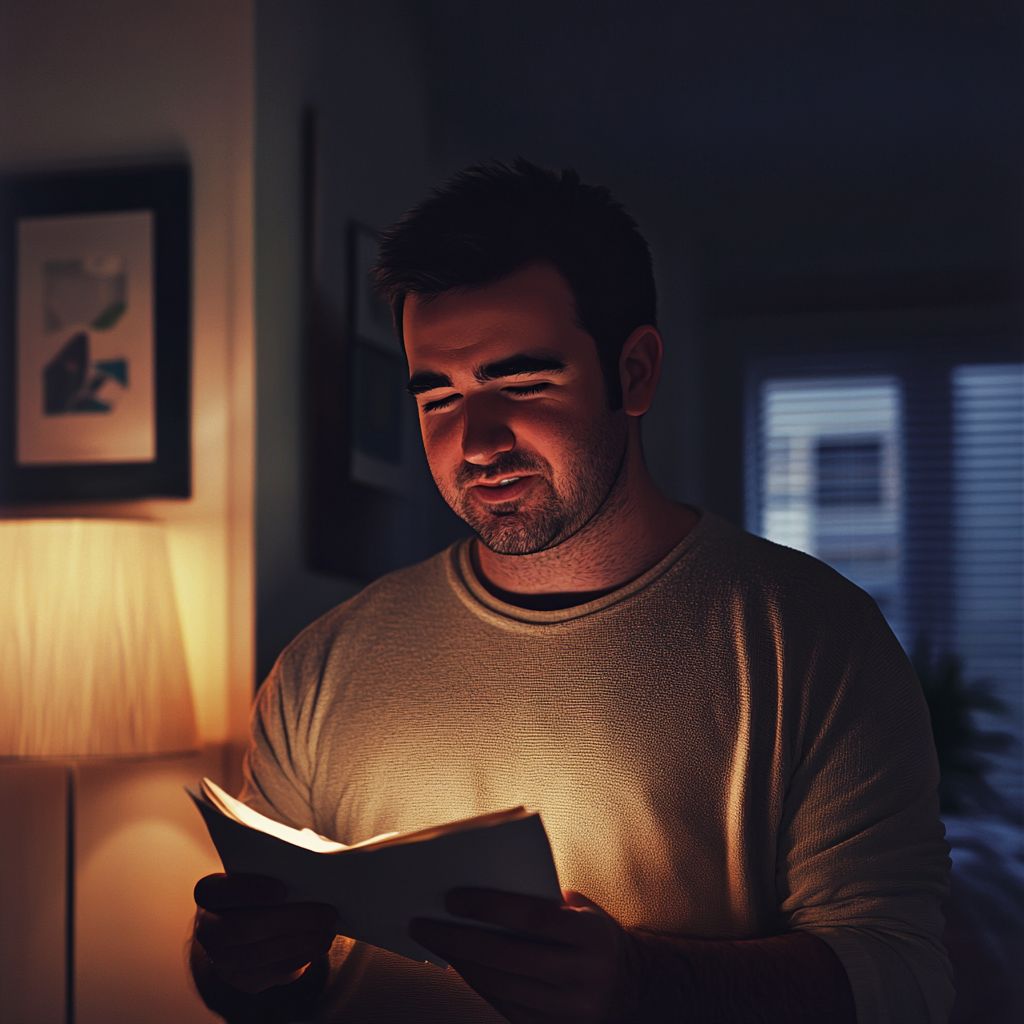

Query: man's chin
left=476, top=534, right=551, bottom=557
left=463, top=508, right=564, bottom=557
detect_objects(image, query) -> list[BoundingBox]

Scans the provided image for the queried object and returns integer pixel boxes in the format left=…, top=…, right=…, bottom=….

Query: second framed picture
left=302, top=109, right=469, bottom=582
left=348, top=222, right=408, bottom=496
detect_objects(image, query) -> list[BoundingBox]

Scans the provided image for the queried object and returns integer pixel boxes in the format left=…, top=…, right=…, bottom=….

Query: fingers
left=562, top=890, right=612, bottom=916
left=445, top=888, right=617, bottom=953
left=415, top=889, right=627, bottom=1023
left=445, top=889, right=581, bottom=943
left=213, top=952, right=318, bottom=995
left=193, top=888, right=338, bottom=996
left=194, top=872, right=287, bottom=911
left=201, top=928, right=332, bottom=973
left=196, top=902, right=338, bottom=949
left=411, top=919, right=572, bottom=979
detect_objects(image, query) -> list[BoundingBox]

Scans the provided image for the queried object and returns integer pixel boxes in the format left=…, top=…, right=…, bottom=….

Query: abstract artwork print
left=16, top=210, right=155, bottom=465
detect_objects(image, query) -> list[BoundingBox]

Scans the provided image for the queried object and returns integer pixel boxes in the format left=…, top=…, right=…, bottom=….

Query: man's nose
left=461, top=393, right=515, bottom=465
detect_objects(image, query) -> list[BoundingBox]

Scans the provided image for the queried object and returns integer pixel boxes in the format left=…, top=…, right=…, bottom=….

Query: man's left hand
left=409, top=888, right=626, bottom=1023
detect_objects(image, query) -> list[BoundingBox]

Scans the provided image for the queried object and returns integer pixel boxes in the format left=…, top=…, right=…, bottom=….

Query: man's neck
left=472, top=438, right=698, bottom=609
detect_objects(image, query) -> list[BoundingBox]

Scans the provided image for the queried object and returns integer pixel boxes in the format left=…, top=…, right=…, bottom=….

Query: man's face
left=404, top=262, right=628, bottom=555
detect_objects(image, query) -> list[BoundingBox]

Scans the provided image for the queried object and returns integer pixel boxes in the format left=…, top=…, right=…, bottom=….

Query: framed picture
left=348, top=222, right=408, bottom=496
left=0, top=165, right=190, bottom=500
left=303, top=109, right=468, bottom=582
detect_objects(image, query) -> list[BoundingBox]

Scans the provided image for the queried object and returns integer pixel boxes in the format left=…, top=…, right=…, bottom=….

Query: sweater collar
left=447, top=506, right=715, bottom=626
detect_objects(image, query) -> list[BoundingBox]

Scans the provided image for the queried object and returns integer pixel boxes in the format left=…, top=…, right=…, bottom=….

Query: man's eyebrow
left=406, top=371, right=453, bottom=395
left=406, top=356, right=567, bottom=396
left=474, top=355, right=567, bottom=383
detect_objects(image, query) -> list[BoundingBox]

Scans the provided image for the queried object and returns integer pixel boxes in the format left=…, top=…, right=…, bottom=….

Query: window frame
left=739, top=322, right=1021, bottom=655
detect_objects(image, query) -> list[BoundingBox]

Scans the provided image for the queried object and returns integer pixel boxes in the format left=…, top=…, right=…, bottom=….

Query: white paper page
left=200, top=778, right=348, bottom=853
left=190, top=789, right=563, bottom=968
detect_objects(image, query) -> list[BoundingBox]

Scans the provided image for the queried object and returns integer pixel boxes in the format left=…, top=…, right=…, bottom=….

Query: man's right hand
left=193, top=873, right=338, bottom=994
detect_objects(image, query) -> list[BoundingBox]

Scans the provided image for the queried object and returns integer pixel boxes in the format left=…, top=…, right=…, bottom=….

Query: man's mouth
left=470, top=474, right=535, bottom=503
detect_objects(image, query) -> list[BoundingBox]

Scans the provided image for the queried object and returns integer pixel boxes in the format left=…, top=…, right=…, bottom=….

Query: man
left=192, top=161, right=952, bottom=1023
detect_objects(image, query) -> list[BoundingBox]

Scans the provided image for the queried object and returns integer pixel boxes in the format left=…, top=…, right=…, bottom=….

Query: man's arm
left=411, top=888, right=856, bottom=1024
left=621, top=926, right=855, bottom=1024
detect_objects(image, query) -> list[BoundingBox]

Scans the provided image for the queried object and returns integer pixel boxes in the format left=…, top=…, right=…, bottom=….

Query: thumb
left=562, top=889, right=613, bottom=916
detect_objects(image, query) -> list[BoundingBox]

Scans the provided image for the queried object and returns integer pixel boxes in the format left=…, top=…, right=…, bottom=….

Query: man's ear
left=618, top=326, right=663, bottom=417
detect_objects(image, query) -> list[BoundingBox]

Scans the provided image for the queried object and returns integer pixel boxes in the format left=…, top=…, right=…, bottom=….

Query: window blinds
left=953, top=364, right=1024, bottom=808
left=752, top=362, right=1024, bottom=811
left=758, top=376, right=905, bottom=643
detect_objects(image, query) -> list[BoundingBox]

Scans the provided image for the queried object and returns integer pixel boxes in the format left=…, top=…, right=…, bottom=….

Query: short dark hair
left=373, top=159, right=657, bottom=410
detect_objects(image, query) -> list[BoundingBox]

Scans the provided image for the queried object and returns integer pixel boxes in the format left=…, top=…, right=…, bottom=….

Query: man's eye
left=422, top=394, right=460, bottom=412
left=503, top=382, right=552, bottom=397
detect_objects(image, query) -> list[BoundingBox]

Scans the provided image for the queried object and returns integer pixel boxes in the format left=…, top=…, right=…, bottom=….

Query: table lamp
left=0, top=518, right=197, bottom=758
left=0, top=517, right=198, bottom=1023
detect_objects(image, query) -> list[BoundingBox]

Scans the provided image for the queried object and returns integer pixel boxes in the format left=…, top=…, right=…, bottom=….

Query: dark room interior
left=0, top=2, right=1020, bottom=1021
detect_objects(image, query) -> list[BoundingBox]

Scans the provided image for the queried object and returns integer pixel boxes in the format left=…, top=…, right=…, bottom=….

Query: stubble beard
left=436, top=413, right=629, bottom=556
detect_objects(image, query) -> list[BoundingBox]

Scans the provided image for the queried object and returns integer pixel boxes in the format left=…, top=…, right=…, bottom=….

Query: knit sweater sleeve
left=779, top=605, right=953, bottom=1024
left=237, top=616, right=340, bottom=832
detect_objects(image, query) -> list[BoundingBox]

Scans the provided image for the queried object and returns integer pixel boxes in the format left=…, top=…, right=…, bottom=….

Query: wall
left=254, top=0, right=434, bottom=679
left=0, top=762, right=66, bottom=1022
left=0, top=1, right=436, bottom=1015
left=0, top=1, right=255, bottom=1019
left=0, top=0, right=256, bottom=744
left=252, top=0, right=705, bottom=683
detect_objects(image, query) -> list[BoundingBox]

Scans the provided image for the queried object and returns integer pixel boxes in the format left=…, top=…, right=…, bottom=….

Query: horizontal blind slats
left=954, top=363, right=1023, bottom=808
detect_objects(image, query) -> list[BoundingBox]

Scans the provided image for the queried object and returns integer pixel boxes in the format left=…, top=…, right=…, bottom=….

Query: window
left=953, top=364, right=1024, bottom=804
left=757, top=377, right=904, bottom=642
left=816, top=440, right=883, bottom=506
left=748, top=356, right=1023, bottom=809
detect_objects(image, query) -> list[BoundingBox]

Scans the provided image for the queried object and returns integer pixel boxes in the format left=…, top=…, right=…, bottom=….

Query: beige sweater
left=242, top=510, right=952, bottom=1023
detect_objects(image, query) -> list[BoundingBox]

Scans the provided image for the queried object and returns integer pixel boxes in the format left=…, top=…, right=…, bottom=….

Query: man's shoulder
left=681, top=511, right=881, bottom=621
left=276, top=544, right=461, bottom=666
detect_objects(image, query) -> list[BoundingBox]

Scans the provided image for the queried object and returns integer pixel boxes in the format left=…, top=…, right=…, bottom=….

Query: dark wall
left=406, top=0, right=1024, bottom=521
left=254, top=1, right=1023, bottom=675
left=255, top=0, right=435, bottom=682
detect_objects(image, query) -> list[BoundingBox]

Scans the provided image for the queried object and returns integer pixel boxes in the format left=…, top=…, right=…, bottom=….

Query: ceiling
left=404, top=1, right=1024, bottom=314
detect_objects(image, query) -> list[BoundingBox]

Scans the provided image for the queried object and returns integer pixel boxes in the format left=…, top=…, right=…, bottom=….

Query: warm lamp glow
left=0, top=518, right=197, bottom=757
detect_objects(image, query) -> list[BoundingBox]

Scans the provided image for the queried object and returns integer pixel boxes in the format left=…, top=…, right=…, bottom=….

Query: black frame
left=302, top=109, right=468, bottom=583
left=304, top=218, right=425, bottom=582
left=0, top=164, right=191, bottom=500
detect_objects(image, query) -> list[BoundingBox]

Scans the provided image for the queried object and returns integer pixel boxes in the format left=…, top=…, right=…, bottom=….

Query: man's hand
left=409, top=888, right=627, bottom=1023
left=193, top=873, right=338, bottom=994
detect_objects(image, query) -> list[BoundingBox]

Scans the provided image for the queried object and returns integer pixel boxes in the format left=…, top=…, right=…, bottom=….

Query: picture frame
left=0, top=164, right=191, bottom=500
left=348, top=222, right=409, bottom=496
left=303, top=109, right=468, bottom=582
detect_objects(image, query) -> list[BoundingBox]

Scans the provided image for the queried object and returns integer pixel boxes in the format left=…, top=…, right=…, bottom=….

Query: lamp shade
left=0, top=518, right=197, bottom=757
